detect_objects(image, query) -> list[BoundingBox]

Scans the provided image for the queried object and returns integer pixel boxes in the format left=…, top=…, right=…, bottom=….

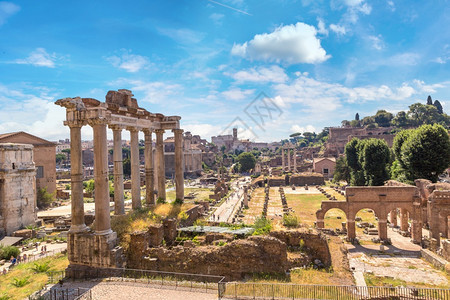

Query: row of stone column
left=281, top=147, right=296, bottom=172
left=68, top=121, right=184, bottom=235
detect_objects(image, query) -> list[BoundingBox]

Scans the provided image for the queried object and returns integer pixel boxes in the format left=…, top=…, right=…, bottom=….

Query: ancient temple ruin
left=281, top=143, right=297, bottom=172
left=55, top=89, right=184, bottom=276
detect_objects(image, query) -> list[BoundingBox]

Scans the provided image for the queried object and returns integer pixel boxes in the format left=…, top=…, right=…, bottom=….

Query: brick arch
left=316, top=186, right=422, bottom=243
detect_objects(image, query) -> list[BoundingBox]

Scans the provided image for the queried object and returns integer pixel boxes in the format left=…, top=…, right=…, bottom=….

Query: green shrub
left=0, top=294, right=11, bottom=300
left=37, top=187, right=54, bottom=209
left=252, top=216, right=272, bottom=235
left=11, top=277, right=30, bottom=287
left=173, top=198, right=183, bottom=205
left=0, top=245, right=20, bottom=260
left=31, top=261, right=51, bottom=273
left=156, top=197, right=166, bottom=204
left=282, top=213, right=299, bottom=227
left=177, top=211, right=188, bottom=221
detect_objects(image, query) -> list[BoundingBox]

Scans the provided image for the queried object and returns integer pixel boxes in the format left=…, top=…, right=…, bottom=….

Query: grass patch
left=111, top=203, right=195, bottom=250
left=0, top=253, right=68, bottom=300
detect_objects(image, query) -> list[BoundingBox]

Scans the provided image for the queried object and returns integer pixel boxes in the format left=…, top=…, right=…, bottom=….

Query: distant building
left=211, top=128, right=268, bottom=152
left=326, top=127, right=394, bottom=156
left=0, top=132, right=56, bottom=194
left=313, top=157, right=336, bottom=179
left=0, top=143, right=37, bottom=237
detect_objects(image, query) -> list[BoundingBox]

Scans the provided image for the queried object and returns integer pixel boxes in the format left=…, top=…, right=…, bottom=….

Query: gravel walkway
left=55, top=281, right=219, bottom=300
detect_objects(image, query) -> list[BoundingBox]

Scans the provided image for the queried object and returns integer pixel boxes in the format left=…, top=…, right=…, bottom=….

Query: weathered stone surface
left=163, top=218, right=177, bottom=245
left=270, top=229, right=331, bottom=266
left=0, top=143, right=36, bottom=236
left=105, top=89, right=138, bottom=109
left=67, top=231, right=124, bottom=270
left=128, top=235, right=289, bottom=280
left=148, top=224, right=164, bottom=247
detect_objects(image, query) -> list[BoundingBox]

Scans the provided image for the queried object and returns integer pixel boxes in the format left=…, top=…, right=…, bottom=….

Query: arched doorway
left=354, top=208, right=380, bottom=241
left=324, top=208, right=348, bottom=235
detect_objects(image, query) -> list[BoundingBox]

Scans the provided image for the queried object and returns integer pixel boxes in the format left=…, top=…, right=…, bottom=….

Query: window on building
left=36, top=166, right=44, bottom=179
left=323, top=168, right=329, bottom=174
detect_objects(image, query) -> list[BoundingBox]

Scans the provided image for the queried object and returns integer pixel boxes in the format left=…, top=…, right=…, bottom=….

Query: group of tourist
left=0, top=244, right=51, bottom=276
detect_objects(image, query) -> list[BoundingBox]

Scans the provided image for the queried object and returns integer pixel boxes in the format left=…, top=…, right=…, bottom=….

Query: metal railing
left=29, top=287, right=90, bottom=300
left=49, top=267, right=225, bottom=294
left=218, top=282, right=450, bottom=300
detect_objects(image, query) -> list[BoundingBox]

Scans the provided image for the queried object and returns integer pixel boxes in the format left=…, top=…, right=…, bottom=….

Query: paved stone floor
left=347, top=228, right=448, bottom=287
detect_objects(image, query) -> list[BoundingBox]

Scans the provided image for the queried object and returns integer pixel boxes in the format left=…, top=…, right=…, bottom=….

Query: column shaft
left=347, top=220, right=356, bottom=239
left=69, top=125, right=87, bottom=232
left=112, top=128, right=124, bottom=215
left=293, top=149, right=297, bottom=173
left=130, top=129, right=141, bottom=209
left=281, top=148, right=285, bottom=171
left=144, top=130, right=155, bottom=206
left=173, top=129, right=184, bottom=201
left=390, top=209, right=397, bottom=227
left=156, top=129, right=166, bottom=201
left=92, top=122, right=112, bottom=234
left=400, top=208, right=408, bottom=231
left=378, top=220, right=388, bottom=240
left=287, top=149, right=291, bottom=172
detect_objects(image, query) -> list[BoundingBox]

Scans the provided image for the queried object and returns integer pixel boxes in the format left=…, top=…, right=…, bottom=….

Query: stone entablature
left=316, top=185, right=422, bottom=243
left=0, top=143, right=37, bottom=237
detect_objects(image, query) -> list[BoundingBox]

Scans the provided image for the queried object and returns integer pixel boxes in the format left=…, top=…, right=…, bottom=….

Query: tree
left=236, top=152, right=256, bottom=173
left=374, top=110, right=393, bottom=127
left=400, top=124, right=450, bottom=182
left=392, top=111, right=410, bottom=128
left=427, top=95, right=433, bottom=105
left=355, top=113, right=360, bottom=121
left=56, top=153, right=66, bottom=164
left=359, top=139, right=390, bottom=186
left=123, top=157, right=131, bottom=177
left=345, top=138, right=390, bottom=186
left=434, top=100, right=443, bottom=114
left=407, top=103, right=442, bottom=126
left=345, top=138, right=365, bottom=186
left=333, top=156, right=350, bottom=183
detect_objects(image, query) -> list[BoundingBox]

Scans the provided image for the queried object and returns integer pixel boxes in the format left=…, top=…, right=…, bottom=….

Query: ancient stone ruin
left=0, top=143, right=37, bottom=237
left=316, top=185, right=422, bottom=243
left=55, top=89, right=184, bottom=276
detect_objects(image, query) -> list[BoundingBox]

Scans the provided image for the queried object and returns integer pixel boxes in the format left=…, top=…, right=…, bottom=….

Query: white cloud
left=343, top=0, right=364, bottom=6
left=368, top=35, right=384, bottom=50
left=227, top=65, right=288, bottom=83
left=111, top=79, right=183, bottom=104
left=15, top=48, right=58, bottom=68
left=0, top=84, right=68, bottom=140
left=231, top=22, right=330, bottom=65
left=413, top=79, right=448, bottom=94
left=330, top=24, right=347, bottom=35
left=272, top=74, right=446, bottom=120
left=387, top=1, right=395, bottom=11
left=183, top=123, right=223, bottom=141
left=317, top=18, right=328, bottom=35
left=0, top=1, right=19, bottom=26
left=290, top=124, right=316, bottom=134
left=384, top=52, right=420, bottom=66
left=106, top=50, right=150, bottom=73
left=157, top=27, right=205, bottom=44
left=221, top=88, right=254, bottom=100
left=209, top=13, right=224, bottom=25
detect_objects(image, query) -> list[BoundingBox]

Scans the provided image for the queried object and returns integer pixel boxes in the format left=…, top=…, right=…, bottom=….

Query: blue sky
left=0, top=0, right=449, bottom=142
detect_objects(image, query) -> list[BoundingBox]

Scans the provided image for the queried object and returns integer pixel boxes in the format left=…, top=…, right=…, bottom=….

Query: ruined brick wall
left=269, top=230, right=331, bottom=266
left=127, top=235, right=289, bottom=280
left=290, top=173, right=324, bottom=186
